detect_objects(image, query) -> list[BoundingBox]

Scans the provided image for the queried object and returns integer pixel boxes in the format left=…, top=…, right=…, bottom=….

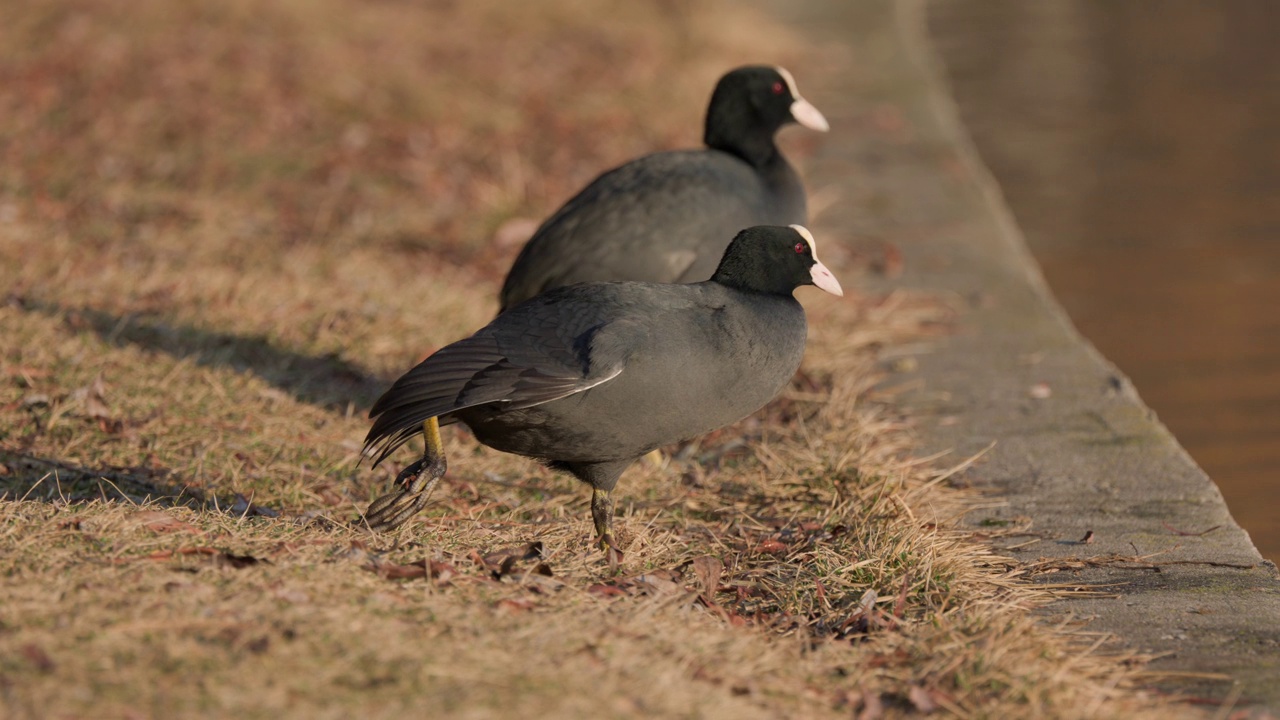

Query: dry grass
left=0, top=1, right=1198, bottom=717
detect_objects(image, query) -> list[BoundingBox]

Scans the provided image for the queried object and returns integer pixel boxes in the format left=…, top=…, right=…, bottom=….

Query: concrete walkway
left=766, top=0, right=1280, bottom=710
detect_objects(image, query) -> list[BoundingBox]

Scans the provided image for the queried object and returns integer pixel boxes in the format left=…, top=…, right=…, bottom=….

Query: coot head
left=704, top=66, right=829, bottom=164
left=711, top=224, right=843, bottom=297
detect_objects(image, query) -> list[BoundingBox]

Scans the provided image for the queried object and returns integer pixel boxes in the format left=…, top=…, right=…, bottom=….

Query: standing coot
left=364, top=225, right=842, bottom=557
left=497, top=66, right=828, bottom=311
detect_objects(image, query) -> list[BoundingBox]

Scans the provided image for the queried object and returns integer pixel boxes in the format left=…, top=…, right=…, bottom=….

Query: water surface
left=928, top=0, right=1280, bottom=561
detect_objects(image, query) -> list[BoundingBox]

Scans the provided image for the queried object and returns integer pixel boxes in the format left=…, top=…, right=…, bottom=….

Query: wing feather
left=363, top=323, right=622, bottom=465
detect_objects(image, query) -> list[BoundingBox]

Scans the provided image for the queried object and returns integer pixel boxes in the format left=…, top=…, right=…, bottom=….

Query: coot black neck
left=710, top=248, right=801, bottom=298
left=704, top=106, right=787, bottom=171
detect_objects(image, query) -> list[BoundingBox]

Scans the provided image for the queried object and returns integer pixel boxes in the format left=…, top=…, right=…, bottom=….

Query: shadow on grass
left=16, top=298, right=389, bottom=412
left=0, top=448, right=281, bottom=517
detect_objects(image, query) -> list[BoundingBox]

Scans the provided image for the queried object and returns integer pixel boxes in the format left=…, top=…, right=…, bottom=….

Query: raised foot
left=364, top=455, right=445, bottom=532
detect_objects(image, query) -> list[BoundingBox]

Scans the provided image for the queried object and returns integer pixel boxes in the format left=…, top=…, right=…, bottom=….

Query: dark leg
left=365, top=417, right=447, bottom=531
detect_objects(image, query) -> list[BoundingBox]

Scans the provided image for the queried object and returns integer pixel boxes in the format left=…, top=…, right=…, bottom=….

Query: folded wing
left=363, top=322, right=622, bottom=466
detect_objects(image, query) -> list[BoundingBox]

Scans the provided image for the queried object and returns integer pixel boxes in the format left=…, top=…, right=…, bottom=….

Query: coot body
left=365, top=225, right=843, bottom=555
left=498, top=66, right=828, bottom=311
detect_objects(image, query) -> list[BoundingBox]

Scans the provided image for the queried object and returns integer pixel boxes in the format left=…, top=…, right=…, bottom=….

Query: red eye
left=794, top=242, right=807, bottom=254
left=771, top=81, right=785, bottom=95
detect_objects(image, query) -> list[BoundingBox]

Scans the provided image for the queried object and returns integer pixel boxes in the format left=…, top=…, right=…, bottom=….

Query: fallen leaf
left=587, top=567, right=684, bottom=598
left=586, top=583, right=628, bottom=598
left=22, top=393, right=51, bottom=408
left=690, top=556, right=723, bottom=607
left=256, top=387, right=291, bottom=404
left=858, top=690, right=884, bottom=720
left=475, top=542, right=545, bottom=580
left=211, top=550, right=263, bottom=569
left=153, top=546, right=265, bottom=569
left=497, top=597, right=535, bottom=613
left=3, top=365, right=52, bottom=380
left=311, top=483, right=344, bottom=506
left=228, top=493, right=278, bottom=518
left=131, top=510, right=200, bottom=534
left=21, top=643, right=55, bottom=673
left=893, top=574, right=911, bottom=619
left=69, top=375, right=111, bottom=419
left=865, top=649, right=911, bottom=668
left=757, top=538, right=787, bottom=554
left=908, top=685, right=937, bottom=713
left=630, top=571, right=680, bottom=595
left=369, top=558, right=457, bottom=584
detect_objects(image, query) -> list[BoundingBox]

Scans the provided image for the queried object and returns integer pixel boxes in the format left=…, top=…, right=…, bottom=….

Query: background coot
left=498, top=66, right=829, bottom=311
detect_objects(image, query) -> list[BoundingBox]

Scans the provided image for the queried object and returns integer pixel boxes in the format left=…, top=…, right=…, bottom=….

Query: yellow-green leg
left=365, top=417, right=447, bottom=531
left=591, top=487, right=615, bottom=550
left=553, top=459, right=630, bottom=564
left=591, top=486, right=623, bottom=569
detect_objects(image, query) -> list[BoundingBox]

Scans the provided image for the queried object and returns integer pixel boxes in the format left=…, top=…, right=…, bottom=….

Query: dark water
left=927, top=0, right=1280, bottom=561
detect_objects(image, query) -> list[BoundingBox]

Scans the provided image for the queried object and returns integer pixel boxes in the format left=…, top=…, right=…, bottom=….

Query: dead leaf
left=152, top=546, right=264, bottom=569
left=3, top=365, right=52, bottom=380
left=497, top=598, right=536, bottom=613
left=22, top=393, right=51, bottom=408
left=756, top=538, right=787, bottom=554
left=256, top=387, right=291, bottom=404
left=132, top=510, right=200, bottom=534
left=474, top=542, right=545, bottom=580
left=834, top=589, right=881, bottom=639
left=229, top=493, right=279, bottom=518
left=369, top=558, right=457, bottom=584
left=211, top=550, right=263, bottom=569
left=69, top=375, right=111, bottom=419
left=587, top=568, right=684, bottom=598
left=587, top=583, right=628, bottom=598
left=893, top=573, right=911, bottom=619
left=630, top=570, right=681, bottom=595
left=857, top=690, right=884, bottom=720
left=21, top=643, right=55, bottom=673
left=311, top=482, right=344, bottom=506
left=866, top=649, right=911, bottom=668
left=908, top=685, right=937, bottom=713
left=690, top=556, right=723, bottom=607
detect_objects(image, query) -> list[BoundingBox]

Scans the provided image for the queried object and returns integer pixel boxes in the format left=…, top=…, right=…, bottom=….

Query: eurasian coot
left=366, top=225, right=842, bottom=557
left=498, top=66, right=828, bottom=311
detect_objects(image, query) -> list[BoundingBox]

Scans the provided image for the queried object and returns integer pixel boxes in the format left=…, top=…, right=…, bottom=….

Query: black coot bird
left=498, top=65, right=829, bottom=311
left=364, top=225, right=843, bottom=557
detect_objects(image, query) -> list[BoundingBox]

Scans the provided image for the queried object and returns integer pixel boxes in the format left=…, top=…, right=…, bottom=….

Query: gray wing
left=363, top=306, right=624, bottom=466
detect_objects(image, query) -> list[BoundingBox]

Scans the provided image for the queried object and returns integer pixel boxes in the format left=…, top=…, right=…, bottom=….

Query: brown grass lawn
left=1, top=1, right=1194, bottom=717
